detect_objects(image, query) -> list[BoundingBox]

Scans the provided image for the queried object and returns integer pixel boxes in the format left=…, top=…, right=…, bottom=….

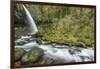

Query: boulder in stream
left=15, top=48, right=26, bottom=61
left=21, top=47, right=44, bottom=65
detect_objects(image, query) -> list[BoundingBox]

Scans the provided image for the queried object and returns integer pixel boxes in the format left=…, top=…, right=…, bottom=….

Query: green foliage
left=15, top=4, right=95, bottom=47
left=14, top=4, right=26, bottom=27
left=37, top=7, right=95, bottom=47
left=15, top=27, right=27, bottom=39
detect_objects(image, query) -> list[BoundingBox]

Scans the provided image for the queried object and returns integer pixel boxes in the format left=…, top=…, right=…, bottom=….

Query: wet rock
left=21, top=53, right=29, bottom=64
left=36, top=39, right=43, bottom=44
left=15, top=39, right=28, bottom=45
left=79, top=55, right=90, bottom=61
left=69, top=48, right=81, bottom=55
left=28, top=48, right=44, bottom=62
left=35, top=57, right=45, bottom=64
left=43, top=57, right=54, bottom=64
left=21, top=48, right=44, bottom=65
left=15, top=48, right=26, bottom=61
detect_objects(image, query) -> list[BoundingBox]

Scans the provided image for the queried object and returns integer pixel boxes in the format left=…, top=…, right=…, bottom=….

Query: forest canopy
left=14, top=4, right=95, bottom=47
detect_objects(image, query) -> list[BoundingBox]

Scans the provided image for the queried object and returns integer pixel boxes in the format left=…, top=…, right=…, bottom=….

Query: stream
left=15, top=35, right=94, bottom=64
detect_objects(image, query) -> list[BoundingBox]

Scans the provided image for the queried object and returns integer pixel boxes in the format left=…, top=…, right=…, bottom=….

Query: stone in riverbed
left=15, top=48, right=26, bottom=61
left=21, top=48, right=44, bottom=65
left=15, top=39, right=28, bottom=45
left=68, top=48, right=81, bottom=55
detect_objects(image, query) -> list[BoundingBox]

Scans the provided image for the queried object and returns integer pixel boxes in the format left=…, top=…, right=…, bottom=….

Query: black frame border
left=11, top=0, right=96, bottom=68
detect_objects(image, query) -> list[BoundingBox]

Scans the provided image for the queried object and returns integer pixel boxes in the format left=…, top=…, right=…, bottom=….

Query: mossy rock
left=28, top=52, right=37, bottom=63
left=28, top=48, right=44, bottom=62
left=33, top=57, right=45, bottom=65
left=21, top=48, right=44, bottom=65
left=15, top=48, right=26, bottom=61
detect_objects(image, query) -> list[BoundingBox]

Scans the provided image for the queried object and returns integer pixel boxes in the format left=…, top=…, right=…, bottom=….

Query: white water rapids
left=15, top=36, right=94, bottom=63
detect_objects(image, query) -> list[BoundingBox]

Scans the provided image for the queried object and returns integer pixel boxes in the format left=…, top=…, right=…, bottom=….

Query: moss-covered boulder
left=21, top=48, right=44, bottom=65
left=15, top=48, right=26, bottom=61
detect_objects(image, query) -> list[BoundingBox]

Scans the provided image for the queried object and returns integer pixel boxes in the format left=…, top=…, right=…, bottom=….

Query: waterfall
left=23, top=5, right=38, bottom=35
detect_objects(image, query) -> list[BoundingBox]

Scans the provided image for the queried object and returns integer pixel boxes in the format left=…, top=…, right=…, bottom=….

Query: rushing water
left=15, top=5, right=94, bottom=64
left=15, top=35, right=94, bottom=63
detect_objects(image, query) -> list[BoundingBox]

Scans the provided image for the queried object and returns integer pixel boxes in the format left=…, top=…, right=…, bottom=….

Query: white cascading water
left=23, top=5, right=38, bottom=35
left=15, top=5, right=94, bottom=64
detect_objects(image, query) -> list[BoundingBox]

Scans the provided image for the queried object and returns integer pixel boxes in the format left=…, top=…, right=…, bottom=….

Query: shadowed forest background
left=14, top=4, right=95, bottom=47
